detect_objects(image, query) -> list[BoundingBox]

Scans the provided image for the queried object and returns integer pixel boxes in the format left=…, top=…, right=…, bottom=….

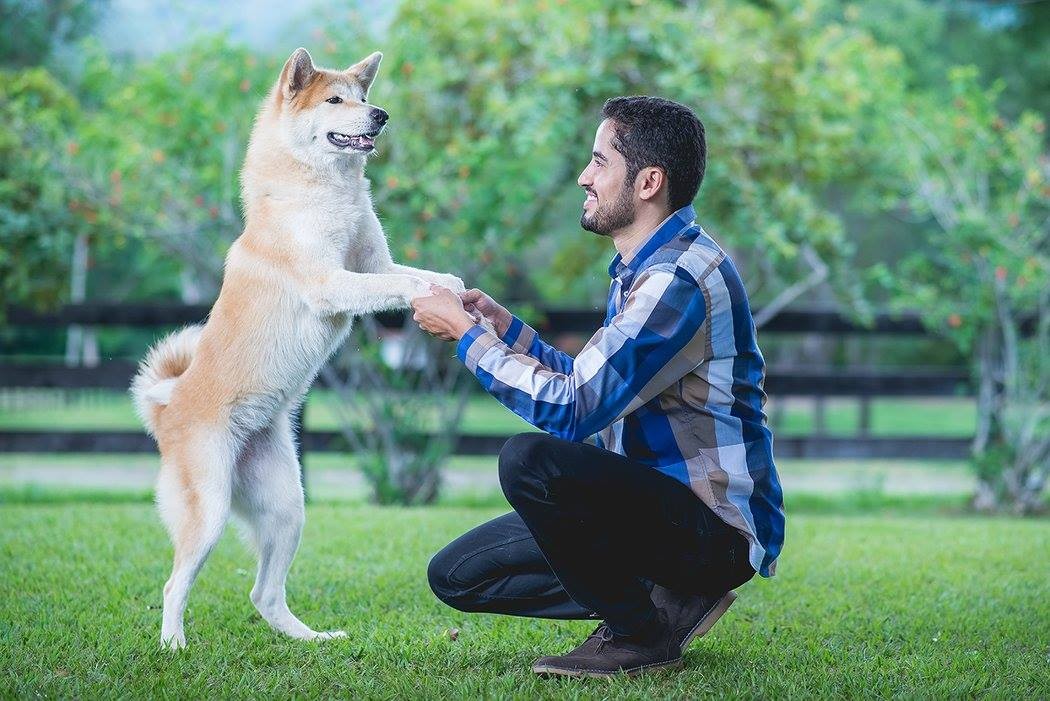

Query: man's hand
left=460, top=288, right=512, bottom=337
left=411, top=285, right=477, bottom=342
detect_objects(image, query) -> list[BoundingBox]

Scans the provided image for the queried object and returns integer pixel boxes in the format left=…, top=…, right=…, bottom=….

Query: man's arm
left=455, top=264, right=711, bottom=442
left=460, top=289, right=574, bottom=375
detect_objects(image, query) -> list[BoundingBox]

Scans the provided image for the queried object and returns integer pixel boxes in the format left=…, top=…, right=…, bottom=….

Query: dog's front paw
left=405, top=277, right=430, bottom=298
left=434, top=273, right=466, bottom=294
left=401, top=275, right=433, bottom=303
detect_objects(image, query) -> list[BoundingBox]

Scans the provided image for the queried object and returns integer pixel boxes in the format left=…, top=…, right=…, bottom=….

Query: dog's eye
left=325, top=96, right=342, bottom=104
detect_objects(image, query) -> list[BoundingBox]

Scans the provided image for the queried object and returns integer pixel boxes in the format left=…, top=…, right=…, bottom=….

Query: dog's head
left=274, top=48, right=388, bottom=164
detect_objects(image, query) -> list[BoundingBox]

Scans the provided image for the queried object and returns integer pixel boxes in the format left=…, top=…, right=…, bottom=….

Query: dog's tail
left=130, top=325, right=203, bottom=436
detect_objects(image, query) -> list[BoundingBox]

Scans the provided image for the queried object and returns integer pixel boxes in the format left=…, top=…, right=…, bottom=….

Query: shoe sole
left=680, top=590, right=737, bottom=652
left=532, top=657, right=683, bottom=679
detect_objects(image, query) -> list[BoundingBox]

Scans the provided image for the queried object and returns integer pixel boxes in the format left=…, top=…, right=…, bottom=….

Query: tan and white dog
left=130, top=47, right=462, bottom=650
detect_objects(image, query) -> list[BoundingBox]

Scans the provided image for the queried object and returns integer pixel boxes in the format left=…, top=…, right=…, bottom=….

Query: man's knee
left=427, top=546, right=470, bottom=611
left=498, top=432, right=560, bottom=500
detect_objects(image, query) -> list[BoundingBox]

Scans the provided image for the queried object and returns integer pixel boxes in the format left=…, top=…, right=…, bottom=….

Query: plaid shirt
left=456, top=204, right=785, bottom=577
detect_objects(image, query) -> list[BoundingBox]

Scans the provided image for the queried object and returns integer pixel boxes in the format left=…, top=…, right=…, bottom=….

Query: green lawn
left=0, top=391, right=977, bottom=437
left=2, top=503, right=1046, bottom=698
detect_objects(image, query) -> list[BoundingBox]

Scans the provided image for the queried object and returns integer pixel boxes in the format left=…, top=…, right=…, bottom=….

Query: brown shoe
left=531, top=610, right=682, bottom=678
left=650, top=585, right=738, bottom=653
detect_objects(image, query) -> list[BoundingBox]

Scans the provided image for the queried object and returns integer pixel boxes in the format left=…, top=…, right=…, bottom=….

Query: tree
left=319, top=317, right=473, bottom=505
left=0, top=67, right=94, bottom=310
left=877, top=67, right=1049, bottom=513
left=0, top=0, right=107, bottom=68
left=71, top=36, right=278, bottom=302
left=835, top=0, right=1050, bottom=123
left=340, top=0, right=907, bottom=319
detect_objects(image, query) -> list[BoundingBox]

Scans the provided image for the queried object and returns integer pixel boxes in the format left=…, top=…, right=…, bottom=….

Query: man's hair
left=600, top=96, right=706, bottom=211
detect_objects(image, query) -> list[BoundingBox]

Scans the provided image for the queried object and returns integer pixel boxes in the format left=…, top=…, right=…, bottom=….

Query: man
left=411, top=96, right=785, bottom=678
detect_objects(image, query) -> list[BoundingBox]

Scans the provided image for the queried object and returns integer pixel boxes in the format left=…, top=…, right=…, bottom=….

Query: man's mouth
left=327, top=131, right=379, bottom=151
left=583, top=190, right=598, bottom=206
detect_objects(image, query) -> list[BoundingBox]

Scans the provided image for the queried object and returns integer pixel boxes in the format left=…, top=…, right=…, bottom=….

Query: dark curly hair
left=601, top=96, right=706, bottom=211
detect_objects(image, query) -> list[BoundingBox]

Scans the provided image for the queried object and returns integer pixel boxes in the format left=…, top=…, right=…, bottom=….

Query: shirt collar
left=607, top=204, right=696, bottom=279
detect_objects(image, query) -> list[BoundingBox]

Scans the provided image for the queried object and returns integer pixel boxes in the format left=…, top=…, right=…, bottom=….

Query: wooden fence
left=0, top=303, right=973, bottom=460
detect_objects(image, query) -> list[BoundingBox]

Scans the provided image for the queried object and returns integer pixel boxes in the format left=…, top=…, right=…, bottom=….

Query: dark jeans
left=428, top=433, right=755, bottom=636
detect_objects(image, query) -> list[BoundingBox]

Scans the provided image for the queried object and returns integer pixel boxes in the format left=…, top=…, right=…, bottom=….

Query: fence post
left=858, top=396, right=872, bottom=436
left=814, top=396, right=827, bottom=436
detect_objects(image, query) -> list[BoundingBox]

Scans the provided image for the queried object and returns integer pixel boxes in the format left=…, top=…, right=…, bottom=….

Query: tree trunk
left=972, top=325, right=1008, bottom=512
left=970, top=322, right=1047, bottom=514
left=64, top=233, right=98, bottom=368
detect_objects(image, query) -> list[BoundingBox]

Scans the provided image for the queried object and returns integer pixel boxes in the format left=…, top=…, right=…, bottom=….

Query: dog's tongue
left=356, top=134, right=375, bottom=149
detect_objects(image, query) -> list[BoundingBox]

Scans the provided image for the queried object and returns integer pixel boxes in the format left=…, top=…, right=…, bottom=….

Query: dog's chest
left=292, top=193, right=370, bottom=260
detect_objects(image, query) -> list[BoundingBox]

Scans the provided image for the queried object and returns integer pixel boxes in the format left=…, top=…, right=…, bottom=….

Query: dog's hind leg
left=156, top=431, right=235, bottom=650
left=233, top=412, right=346, bottom=641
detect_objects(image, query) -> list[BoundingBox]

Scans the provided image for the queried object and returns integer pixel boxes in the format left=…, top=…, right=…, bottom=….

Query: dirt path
left=0, top=454, right=975, bottom=499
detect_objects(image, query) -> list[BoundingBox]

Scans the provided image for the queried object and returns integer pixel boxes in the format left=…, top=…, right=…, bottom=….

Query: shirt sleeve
left=497, top=315, right=574, bottom=375
left=455, top=264, right=710, bottom=442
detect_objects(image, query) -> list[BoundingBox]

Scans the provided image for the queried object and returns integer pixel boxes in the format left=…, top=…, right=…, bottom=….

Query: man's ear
left=637, top=166, right=667, bottom=202
left=346, top=51, right=383, bottom=93
left=280, top=47, right=316, bottom=98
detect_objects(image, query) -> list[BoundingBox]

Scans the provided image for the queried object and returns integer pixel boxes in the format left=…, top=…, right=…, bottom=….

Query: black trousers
left=428, top=433, right=755, bottom=636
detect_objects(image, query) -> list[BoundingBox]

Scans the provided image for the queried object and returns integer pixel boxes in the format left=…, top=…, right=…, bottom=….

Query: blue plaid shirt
left=456, top=204, right=785, bottom=577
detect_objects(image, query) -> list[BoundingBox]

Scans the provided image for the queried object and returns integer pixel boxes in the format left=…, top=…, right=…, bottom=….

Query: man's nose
left=370, top=108, right=389, bottom=125
left=577, top=168, right=590, bottom=188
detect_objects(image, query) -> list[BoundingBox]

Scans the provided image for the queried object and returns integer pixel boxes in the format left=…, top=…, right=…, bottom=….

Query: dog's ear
left=280, top=47, right=316, bottom=98
left=346, top=51, right=382, bottom=93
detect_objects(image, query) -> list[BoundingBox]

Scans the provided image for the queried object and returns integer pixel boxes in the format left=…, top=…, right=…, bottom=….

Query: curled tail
left=130, top=325, right=203, bottom=436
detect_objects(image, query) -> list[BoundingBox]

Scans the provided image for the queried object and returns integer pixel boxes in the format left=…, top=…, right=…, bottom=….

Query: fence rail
left=6, top=303, right=935, bottom=333
left=0, top=361, right=971, bottom=397
left=1, top=303, right=974, bottom=461
left=0, top=429, right=970, bottom=460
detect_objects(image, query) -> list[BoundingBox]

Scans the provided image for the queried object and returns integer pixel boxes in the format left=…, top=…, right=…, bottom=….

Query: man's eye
left=325, top=96, right=342, bottom=104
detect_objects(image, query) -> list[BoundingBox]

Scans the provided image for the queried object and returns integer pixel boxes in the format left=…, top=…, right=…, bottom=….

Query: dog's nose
left=370, top=108, right=388, bottom=125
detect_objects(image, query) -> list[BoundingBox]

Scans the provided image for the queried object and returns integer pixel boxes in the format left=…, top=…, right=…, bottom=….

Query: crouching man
left=411, top=96, right=785, bottom=678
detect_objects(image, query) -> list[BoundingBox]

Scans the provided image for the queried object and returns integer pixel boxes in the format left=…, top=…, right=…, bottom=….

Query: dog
left=130, top=47, right=463, bottom=650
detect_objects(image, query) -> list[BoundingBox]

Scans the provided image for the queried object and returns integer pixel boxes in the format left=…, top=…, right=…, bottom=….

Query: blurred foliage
left=3, top=0, right=1045, bottom=312
left=0, top=0, right=107, bottom=67
left=834, top=0, right=1050, bottom=123
left=0, top=67, right=90, bottom=309
left=351, top=0, right=908, bottom=311
left=873, top=68, right=1049, bottom=513
left=321, top=319, right=473, bottom=505
left=70, top=37, right=281, bottom=301
left=0, top=0, right=1046, bottom=505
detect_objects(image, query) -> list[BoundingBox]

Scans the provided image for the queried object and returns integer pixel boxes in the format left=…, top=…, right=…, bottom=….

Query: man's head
left=578, top=96, right=706, bottom=236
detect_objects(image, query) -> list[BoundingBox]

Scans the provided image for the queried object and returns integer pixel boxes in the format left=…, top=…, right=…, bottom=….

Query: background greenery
left=2, top=0, right=1046, bottom=309
left=3, top=0, right=1047, bottom=509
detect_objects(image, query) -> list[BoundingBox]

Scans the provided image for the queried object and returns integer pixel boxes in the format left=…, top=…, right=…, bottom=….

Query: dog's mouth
left=327, top=130, right=379, bottom=152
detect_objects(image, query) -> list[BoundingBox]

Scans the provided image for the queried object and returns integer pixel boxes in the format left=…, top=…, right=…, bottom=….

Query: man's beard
left=580, top=181, right=636, bottom=235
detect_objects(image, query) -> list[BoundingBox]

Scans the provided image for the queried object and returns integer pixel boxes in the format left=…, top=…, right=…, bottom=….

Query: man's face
left=577, top=119, right=636, bottom=236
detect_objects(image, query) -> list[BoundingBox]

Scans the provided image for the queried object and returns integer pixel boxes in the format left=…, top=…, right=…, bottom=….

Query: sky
left=96, top=0, right=395, bottom=58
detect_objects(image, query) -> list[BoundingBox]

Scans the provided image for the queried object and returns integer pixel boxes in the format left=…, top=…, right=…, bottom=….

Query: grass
left=0, top=391, right=977, bottom=437
left=2, top=503, right=1047, bottom=698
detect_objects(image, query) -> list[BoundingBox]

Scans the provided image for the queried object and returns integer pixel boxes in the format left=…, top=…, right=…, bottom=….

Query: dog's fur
left=130, top=48, right=463, bottom=650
